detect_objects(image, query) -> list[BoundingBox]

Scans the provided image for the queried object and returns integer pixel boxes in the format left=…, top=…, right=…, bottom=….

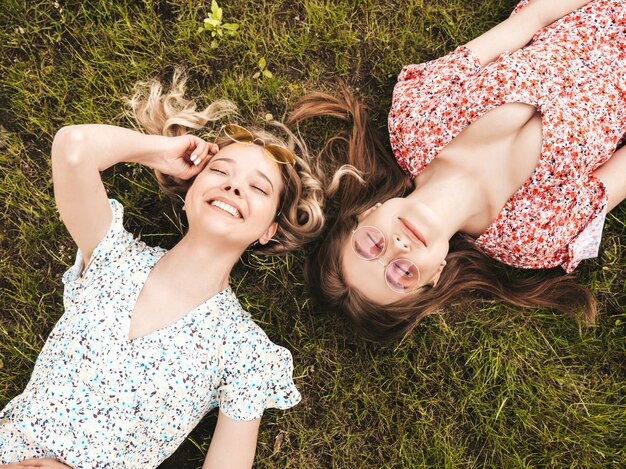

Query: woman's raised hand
left=152, top=134, right=219, bottom=180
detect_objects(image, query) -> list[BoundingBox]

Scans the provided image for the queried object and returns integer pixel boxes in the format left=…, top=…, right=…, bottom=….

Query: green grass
left=1, top=0, right=625, bottom=467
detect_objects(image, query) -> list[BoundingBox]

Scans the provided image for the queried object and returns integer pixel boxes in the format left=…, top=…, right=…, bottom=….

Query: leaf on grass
left=252, top=71, right=261, bottom=79
left=274, top=432, right=284, bottom=452
left=262, top=69, right=273, bottom=78
left=258, top=57, right=266, bottom=69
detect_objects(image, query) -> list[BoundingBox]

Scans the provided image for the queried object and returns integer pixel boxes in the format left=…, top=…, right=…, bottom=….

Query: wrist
left=122, top=133, right=170, bottom=168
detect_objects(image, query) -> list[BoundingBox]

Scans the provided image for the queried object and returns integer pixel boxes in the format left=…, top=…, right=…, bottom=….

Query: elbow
left=51, top=125, right=88, bottom=167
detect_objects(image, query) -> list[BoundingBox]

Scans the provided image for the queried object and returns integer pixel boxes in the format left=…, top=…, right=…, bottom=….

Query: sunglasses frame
left=350, top=225, right=421, bottom=294
left=216, top=124, right=296, bottom=165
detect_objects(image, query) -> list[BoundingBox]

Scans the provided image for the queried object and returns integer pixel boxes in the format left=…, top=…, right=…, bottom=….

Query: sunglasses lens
left=223, top=124, right=254, bottom=143
left=352, top=226, right=385, bottom=260
left=385, top=259, right=420, bottom=293
left=264, top=144, right=296, bottom=165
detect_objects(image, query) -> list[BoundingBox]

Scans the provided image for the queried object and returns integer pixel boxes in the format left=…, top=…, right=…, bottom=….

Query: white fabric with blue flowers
left=0, top=198, right=300, bottom=468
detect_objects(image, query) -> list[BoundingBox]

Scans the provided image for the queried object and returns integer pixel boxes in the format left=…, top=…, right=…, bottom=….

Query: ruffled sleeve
left=397, top=46, right=482, bottom=88
left=217, top=323, right=301, bottom=421
left=61, top=198, right=135, bottom=294
left=563, top=177, right=609, bottom=273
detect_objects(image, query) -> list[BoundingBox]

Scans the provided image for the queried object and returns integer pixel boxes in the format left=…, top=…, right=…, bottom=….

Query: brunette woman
left=290, top=0, right=625, bottom=340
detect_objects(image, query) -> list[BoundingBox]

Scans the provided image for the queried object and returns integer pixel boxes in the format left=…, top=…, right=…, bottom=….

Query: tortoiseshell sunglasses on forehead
left=215, top=124, right=296, bottom=165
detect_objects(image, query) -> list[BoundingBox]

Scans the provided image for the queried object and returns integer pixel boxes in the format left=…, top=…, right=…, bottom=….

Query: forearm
left=50, top=123, right=209, bottom=261
left=535, top=0, right=594, bottom=29
left=466, top=0, right=594, bottom=67
left=52, top=124, right=167, bottom=172
left=202, top=411, right=260, bottom=469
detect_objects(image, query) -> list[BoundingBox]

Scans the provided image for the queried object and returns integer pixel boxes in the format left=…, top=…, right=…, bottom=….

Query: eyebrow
left=210, top=157, right=275, bottom=191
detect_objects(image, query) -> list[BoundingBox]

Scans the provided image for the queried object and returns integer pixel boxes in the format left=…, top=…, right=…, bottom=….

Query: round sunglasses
left=351, top=225, right=421, bottom=293
left=216, top=124, right=296, bottom=165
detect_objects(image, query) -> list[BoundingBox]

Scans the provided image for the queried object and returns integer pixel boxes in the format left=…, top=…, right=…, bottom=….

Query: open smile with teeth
left=209, top=200, right=242, bottom=219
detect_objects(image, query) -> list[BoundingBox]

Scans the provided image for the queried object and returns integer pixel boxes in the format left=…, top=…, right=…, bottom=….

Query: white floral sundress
left=0, top=198, right=301, bottom=468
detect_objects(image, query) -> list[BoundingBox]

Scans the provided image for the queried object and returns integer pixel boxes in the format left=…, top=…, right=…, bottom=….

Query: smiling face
left=340, top=197, right=450, bottom=305
left=183, top=142, right=285, bottom=251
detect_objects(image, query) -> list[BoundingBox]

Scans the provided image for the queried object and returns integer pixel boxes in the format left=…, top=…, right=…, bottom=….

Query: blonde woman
left=0, top=70, right=325, bottom=467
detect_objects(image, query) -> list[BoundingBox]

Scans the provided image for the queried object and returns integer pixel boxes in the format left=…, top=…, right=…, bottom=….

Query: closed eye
left=252, top=185, right=269, bottom=196
left=367, top=232, right=384, bottom=250
left=210, top=167, right=228, bottom=175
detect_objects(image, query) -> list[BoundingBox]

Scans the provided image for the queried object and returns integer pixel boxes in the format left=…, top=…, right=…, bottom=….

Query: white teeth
left=209, top=200, right=241, bottom=218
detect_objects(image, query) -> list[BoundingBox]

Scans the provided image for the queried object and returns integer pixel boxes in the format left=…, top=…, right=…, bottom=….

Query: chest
left=128, top=291, right=181, bottom=341
left=128, top=278, right=213, bottom=341
left=438, top=103, right=543, bottom=216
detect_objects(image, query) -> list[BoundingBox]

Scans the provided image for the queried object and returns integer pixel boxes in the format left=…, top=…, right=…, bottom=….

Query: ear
left=429, top=260, right=447, bottom=287
left=257, top=221, right=278, bottom=245
left=357, top=202, right=382, bottom=222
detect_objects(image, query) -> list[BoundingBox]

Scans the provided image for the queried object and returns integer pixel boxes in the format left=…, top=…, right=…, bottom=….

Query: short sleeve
left=397, top=46, right=482, bottom=87
left=511, top=0, right=531, bottom=16
left=217, top=325, right=301, bottom=421
left=61, top=198, right=135, bottom=292
left=563, top=209, right=606, bottom=272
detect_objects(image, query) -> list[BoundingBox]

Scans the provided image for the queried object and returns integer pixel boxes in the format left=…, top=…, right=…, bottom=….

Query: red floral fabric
left=388, top=0, right=625, bottom=272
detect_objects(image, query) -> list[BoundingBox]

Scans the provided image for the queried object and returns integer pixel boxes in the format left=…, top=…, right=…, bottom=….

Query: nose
left=222, top=182, right=241, bottom=197
left=393, top=233, right=410, bottom=252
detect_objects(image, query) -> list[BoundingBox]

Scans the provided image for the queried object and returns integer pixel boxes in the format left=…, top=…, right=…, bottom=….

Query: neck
left=407, top=158, right=488, bottom=238
left=156, top=231, right=243, bottom=295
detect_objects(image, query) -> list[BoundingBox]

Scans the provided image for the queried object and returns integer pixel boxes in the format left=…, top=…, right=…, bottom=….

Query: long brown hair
left=288, top=83, right=596, bottom=341
left=124, top=68, right=326, bottom=255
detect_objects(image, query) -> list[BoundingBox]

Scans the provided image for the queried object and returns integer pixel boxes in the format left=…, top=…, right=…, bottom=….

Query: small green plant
left=252, top=57, right=273, bottom=79
left=198, top=0, right=240, bottom=49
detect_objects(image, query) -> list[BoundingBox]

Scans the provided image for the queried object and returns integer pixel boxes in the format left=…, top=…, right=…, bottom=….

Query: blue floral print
left=0, top=198, right=301, bottom=467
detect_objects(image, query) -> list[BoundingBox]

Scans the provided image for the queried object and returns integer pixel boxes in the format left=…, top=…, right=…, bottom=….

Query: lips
left=206, top=197, right=243, bottom=219
left=398, top=217, right=427, bottom=247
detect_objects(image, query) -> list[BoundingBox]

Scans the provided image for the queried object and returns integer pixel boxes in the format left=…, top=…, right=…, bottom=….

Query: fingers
left=189, top=139, right=219, bottom=167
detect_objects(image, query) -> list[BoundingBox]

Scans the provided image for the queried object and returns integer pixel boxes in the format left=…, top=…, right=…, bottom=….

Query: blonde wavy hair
left=124, top=68, right=326, bottom=255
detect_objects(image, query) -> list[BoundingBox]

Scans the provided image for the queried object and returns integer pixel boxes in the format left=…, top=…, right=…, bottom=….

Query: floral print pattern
left=388, top=0, right=626, bottom=272
left=0, top=198, right=300, bottom=467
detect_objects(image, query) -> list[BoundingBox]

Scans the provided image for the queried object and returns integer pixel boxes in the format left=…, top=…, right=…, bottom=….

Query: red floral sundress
left=388, top=0, right=625, bottom=272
